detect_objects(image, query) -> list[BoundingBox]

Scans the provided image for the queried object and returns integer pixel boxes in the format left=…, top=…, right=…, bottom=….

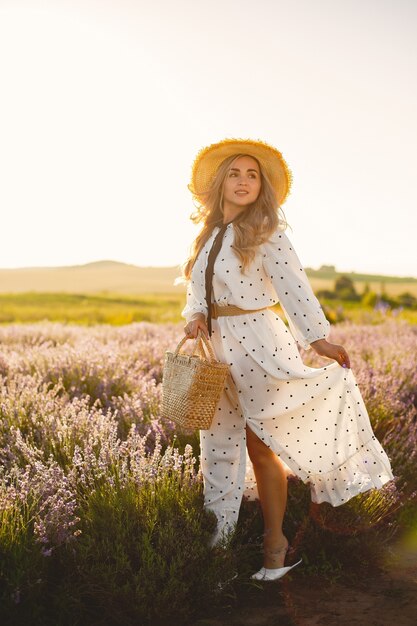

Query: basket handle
left=174, top=329, right=217, bottom=363
left=194, top=329, right=218, bottom=362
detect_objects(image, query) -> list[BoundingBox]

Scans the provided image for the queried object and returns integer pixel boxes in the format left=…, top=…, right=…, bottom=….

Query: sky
left=0, top=0, right=416, bottom=277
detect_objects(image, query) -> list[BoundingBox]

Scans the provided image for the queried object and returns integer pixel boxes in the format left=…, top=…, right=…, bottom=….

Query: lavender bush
left=0, top=319, right=416, bottom=624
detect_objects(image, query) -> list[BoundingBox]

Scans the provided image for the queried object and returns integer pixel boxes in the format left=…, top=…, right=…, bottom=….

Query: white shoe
left=250, top=559, right=302, bottom=581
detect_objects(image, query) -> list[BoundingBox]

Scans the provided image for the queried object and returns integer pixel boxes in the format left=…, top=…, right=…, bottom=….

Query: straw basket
left=161, top=329, right=230, bottom=430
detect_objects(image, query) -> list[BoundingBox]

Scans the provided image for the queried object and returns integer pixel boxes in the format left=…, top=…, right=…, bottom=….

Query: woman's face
left=222, top=155, right=262, bottom=211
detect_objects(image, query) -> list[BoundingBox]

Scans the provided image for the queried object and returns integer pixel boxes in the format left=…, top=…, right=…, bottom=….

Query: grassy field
left=0, top=292, right=184, bottom=325
left=1, top=291, right=417, bottom=326
left=306, top=277, right=417, bottom=298
left=0, top=260, right=416, bottom=297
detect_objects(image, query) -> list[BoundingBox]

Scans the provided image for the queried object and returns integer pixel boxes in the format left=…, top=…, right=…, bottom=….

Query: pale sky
left=0, top=0, right=416, bottom=277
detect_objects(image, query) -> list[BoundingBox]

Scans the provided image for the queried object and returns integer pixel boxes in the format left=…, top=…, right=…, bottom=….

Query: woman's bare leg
left=246, top=424, right=289, bottom=568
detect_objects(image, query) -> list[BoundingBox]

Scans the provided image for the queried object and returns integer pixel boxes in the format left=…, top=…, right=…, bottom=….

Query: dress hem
left=307, top=438, right=394, bottom=507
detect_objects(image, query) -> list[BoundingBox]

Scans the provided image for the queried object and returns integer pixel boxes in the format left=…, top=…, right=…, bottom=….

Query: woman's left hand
left=309, top=338, right=351, bottom=369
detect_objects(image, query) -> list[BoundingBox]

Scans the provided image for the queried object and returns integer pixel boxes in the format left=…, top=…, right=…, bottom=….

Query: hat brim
left=189, top=138, right=292, bottom=206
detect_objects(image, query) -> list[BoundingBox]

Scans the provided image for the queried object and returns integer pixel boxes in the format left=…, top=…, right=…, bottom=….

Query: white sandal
left=250, top=544, right=302, bottom=581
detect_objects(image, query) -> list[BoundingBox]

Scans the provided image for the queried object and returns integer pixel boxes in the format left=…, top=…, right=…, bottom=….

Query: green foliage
left=0, top=474, right=407, bottom=626
left=316, top=289, right=338, bottom=300
left=397, top=292, right=417, bottom=308
left=321, top=304, right=346, bottom=324
left=334, top=275, right=361, bottom=301
left=59, top=479, right=223, bottom=625
left=361, top=290, right=378, bottom=307
left=0, top=495, right=49, bottom=624
left=0, top=476, right=238, bottom=626
left=2, top=289, right=417, bottom=328
left=0, top=292, right=186, bottom=326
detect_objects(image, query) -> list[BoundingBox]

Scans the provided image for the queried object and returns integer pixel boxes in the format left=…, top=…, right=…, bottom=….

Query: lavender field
left=0, top=319, right=416, bottom=625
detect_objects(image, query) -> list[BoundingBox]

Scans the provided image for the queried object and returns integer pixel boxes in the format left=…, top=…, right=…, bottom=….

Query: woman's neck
left=222, top=208, right=246, bottom=224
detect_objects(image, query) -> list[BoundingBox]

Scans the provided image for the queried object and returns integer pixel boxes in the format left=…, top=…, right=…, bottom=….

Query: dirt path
left=194, top=539, right=417, bottom=626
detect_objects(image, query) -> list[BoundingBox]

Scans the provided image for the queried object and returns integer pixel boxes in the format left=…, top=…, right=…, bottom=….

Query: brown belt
left=211, top=303, right=270, bottom=319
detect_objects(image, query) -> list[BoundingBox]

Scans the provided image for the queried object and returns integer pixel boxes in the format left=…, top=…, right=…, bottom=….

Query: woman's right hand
left=183, top=314, right=210, bottom=340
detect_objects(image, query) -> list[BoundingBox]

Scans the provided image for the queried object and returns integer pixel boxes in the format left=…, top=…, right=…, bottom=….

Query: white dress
left=181, top=223, right=394, bottom=542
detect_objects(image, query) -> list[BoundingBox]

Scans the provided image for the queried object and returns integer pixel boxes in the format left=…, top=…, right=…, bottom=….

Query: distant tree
left=397, top=292, right=417, bottom=308
left=334, top=275, right=360, bottom=301
left=316, top=289, right=337, bottom=300
left=318, top=265, right=336, bottom=273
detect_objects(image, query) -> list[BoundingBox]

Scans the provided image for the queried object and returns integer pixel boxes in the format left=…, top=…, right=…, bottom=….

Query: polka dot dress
left=182, top=224, right=394, bottom=543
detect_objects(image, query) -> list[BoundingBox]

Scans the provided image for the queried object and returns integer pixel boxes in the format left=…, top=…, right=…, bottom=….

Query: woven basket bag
left=161, top=329, right=230, bottom=430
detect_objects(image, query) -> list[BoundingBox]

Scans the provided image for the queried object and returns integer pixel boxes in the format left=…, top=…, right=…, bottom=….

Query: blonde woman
left=180, top=138, right=393, bottom=582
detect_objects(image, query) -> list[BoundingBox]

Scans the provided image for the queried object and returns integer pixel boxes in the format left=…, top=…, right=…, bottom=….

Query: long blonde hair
left=181, top=153, right=290, bottom=280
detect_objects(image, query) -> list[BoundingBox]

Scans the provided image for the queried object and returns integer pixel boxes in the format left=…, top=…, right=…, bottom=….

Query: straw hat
left=188, top=137, right=293, bottom=206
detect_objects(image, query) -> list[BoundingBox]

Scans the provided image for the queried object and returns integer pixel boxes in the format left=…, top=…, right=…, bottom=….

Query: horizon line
left=0, top=259, right=415, bottom=281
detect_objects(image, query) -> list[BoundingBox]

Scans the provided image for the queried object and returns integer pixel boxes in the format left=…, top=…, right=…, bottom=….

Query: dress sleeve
left=181, top=278, right=208, bottom=324
left=261, top=228, right=330, bottom=350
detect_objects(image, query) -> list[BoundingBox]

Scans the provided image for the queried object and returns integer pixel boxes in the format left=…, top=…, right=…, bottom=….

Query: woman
left=180, top=138, right=394, bottom=581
